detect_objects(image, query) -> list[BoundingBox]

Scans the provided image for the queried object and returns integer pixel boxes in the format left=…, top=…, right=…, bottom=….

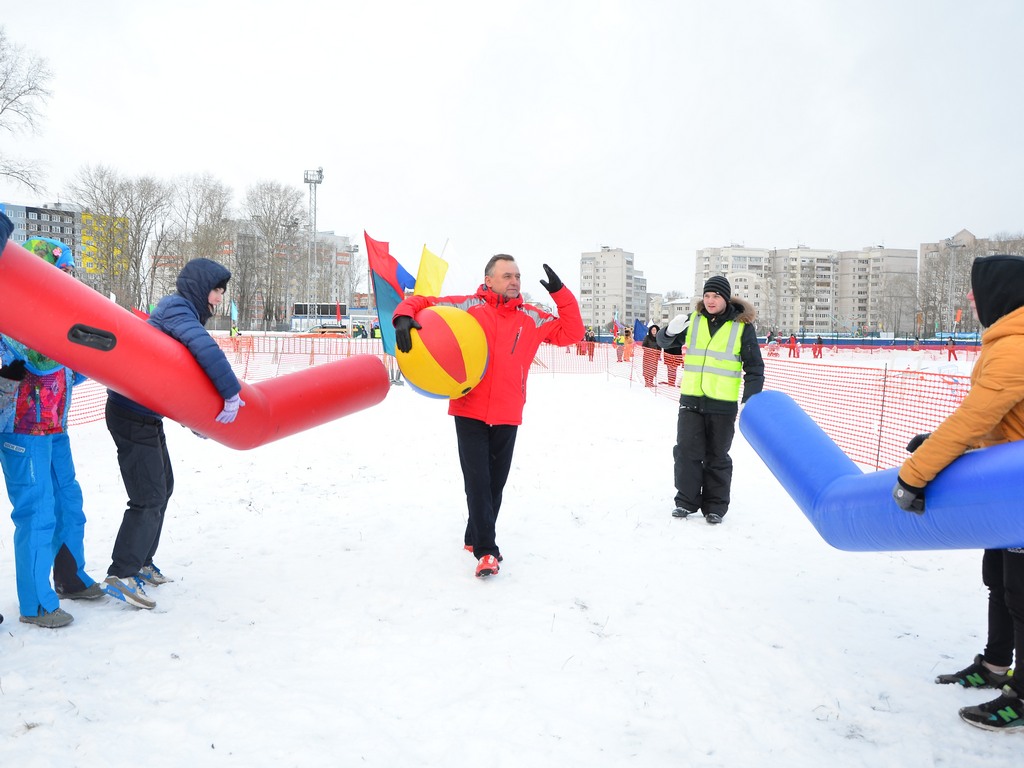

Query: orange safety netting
left=67, top=338, right=973, bottom=470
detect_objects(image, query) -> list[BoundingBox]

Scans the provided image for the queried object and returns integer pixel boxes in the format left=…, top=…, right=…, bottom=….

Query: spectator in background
left=641, top=324, right=661, bottom=387
left=947, top=336, right=958, bottom=361
left=892, top=255, right=1024, bottom=731
left=662, top=334, right=684, bottom=387
left=812, top=335, right=824, bottom=359
left=584, top=327, right=596, bottom=361
left=102, top=258, right=245, bottom=611
left=657, top=275, right=764, bottom=525
left=615, top=330, right=626, bottom=362
left=623, top=328, right=634, bottom=362
left=787, top=333, right=799, bottom=358
left=1, top=234, right=103, bottom=629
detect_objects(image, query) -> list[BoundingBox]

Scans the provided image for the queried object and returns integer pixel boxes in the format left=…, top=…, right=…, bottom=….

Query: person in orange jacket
left=894, top=254, right=1024, bottom=732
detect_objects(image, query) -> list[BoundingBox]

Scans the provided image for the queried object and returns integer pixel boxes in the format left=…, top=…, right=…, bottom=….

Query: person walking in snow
left=893, top=254, right=1024, bottom=732
left=947, top=335, right=958, bottom=361
left=662, top=334, right=684, bottom=387
left=393, top=255, right=584, bottom=578
left=0, top=231, right=104, bottom=629
left=641, top=324, right=661, bottom=387
left=622, top=328, right=634, bottom=362
left=657, top=275, right=764, bottom=525
left=102, top=258, right=245, bottom=610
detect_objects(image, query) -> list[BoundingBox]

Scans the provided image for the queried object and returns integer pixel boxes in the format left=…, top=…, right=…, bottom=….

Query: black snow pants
left=672, top=406, right=736, bottom=518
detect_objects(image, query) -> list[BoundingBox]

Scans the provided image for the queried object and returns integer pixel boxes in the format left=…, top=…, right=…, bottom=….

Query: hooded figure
left=895, top=256, right=1024, bottom=731
left=25, top=236, right=75, bottom=272
left=101, top=258, right=243, bottom=611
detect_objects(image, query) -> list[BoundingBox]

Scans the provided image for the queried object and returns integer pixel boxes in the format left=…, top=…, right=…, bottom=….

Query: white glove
left=667, top=314, right=689, bottom=336
left=215, top=394, right=246, bottom=424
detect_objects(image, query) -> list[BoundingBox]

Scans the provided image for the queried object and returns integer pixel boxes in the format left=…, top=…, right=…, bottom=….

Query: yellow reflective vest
left=679, top=312, right=744, bottom=401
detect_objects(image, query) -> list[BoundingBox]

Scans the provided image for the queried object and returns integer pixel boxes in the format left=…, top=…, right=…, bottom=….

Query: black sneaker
left=672, top=507, right=696, bottom=519
left=936, top=654, right=1013, bottom=689
left=959, top=686, right=1024, bottom=731
left=706, top=513, right=723, bottom=525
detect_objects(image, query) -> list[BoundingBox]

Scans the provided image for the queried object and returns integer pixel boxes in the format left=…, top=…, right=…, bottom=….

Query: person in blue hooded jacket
left=1, top=233, right=102, bottom=629
left=102, top=258, right=245, bottom=610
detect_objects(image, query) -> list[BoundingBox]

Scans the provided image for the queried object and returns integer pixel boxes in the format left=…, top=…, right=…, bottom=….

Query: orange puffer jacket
left=899, top=305, right=1024, bottom=487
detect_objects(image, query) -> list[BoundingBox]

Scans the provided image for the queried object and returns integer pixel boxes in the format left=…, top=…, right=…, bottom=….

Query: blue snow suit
left=1, top=328, right=95, bottom=617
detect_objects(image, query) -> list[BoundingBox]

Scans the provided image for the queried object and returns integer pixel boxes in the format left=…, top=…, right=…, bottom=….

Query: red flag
left=336, top=302, right=342, bottom=324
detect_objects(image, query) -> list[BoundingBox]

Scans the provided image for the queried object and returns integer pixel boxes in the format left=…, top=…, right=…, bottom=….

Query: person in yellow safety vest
left=656, top=275, right=764, bottom=525
left=614, top=332, right=626, bottom=362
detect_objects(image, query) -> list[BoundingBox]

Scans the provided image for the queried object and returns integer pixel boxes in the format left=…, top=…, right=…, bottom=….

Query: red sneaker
left=475, top=555, right=500, bottom=578
left=464, top=545, right=502, bottom=562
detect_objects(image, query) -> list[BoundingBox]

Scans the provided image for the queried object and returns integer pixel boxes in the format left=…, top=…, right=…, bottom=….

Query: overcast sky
left=2, top=0, right=1022, bottom=297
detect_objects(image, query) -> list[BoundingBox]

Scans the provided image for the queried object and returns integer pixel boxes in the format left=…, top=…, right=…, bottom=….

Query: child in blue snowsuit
left=0, top=233, right=102, bottom=629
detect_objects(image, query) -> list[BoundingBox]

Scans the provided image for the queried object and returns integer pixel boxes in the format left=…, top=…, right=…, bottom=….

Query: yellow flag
left=414, top=245, right=448, bottom=296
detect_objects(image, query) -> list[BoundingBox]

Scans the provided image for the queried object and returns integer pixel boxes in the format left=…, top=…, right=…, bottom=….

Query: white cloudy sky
left=2, top=0, right=1022, bottom=295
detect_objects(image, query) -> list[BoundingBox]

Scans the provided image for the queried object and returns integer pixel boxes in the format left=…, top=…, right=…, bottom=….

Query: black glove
left=393, top=315, right=422, bottom=354
left=906, top=433, right=930, bottom=453
left=892, top=477, right=925, bottom=514
left=539, top=264, right=563, bottom=294
left=0, top=359, right=27, bottom=381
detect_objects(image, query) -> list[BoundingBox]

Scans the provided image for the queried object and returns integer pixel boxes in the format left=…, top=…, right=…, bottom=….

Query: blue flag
left=633, top=318, right=647, bottom=342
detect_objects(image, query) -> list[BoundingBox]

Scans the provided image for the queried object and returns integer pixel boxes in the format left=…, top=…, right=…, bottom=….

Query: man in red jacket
left=394, top=255, right=584, bottom=577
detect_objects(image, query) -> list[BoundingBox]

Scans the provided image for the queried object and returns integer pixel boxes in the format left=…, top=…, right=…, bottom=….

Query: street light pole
left=945, top=238, right=965, bottom=336
left=304, top=167, right=323, bottom=330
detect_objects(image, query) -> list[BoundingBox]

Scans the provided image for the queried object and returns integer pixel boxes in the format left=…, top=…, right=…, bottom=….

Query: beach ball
left=397, top=306, right=488, bottom=399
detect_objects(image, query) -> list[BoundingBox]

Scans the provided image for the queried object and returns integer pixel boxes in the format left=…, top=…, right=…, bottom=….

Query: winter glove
left=393, top=315, right=422, bottom=354
left=0, top=359, right=27, bottom=381
left=906, top=433, right=931, bottom=453
left=667, top=314, right=689, bottom=336
left=215, top=394, right=245, bottom=424
left=539, top=264, right=563, bottom=294
left=892, top=477, right=925, bottom=514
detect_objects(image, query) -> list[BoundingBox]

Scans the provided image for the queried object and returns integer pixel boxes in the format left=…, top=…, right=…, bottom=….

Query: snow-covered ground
left=0, top=352, right=1016, bottom=767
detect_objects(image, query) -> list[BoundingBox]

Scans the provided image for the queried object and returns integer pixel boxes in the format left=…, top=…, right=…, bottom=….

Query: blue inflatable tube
left=739, top=390, right=1024, bottom=551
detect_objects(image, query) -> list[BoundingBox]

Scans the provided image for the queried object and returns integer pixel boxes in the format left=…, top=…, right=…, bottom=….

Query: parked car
left=308, top=325, right=351, bottom=336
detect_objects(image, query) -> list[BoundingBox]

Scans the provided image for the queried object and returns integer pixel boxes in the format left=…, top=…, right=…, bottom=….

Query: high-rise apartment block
left=578, top=246, right=647, bottom=333
left=695, top=244, right=917, bottom=336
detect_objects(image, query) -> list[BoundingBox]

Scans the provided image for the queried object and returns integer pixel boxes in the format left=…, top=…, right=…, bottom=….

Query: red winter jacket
left=394, top=283, right=584, bottom=425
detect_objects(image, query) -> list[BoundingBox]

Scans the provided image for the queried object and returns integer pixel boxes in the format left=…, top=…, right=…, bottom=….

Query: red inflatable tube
left=0, top=239, right=389, bottom=449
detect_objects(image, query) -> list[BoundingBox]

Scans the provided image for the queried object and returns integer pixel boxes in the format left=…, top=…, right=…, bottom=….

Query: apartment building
left=0, top=201, right=82, bottom=254
left=579, top=246, right=647, bottom=333
left=694, top=244, right=916, bottom=336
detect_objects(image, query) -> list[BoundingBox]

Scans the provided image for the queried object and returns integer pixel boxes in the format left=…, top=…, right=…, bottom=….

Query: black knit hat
left=703, top=275, right=731, bottom=302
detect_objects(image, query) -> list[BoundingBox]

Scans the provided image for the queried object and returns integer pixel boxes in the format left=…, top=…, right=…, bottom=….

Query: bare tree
left=66, top=165, right=171, bottom=309
left=990, top=231, right=1024, bottom=256
left=157, top=174, right=235, bottom=301
left=0, top=27, right=53, bottom=192
left=243, top=181, right=305, bottom=331
left=338, top=250, right=366, bottom=310
left=123, top=175, right=173, bottom=309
